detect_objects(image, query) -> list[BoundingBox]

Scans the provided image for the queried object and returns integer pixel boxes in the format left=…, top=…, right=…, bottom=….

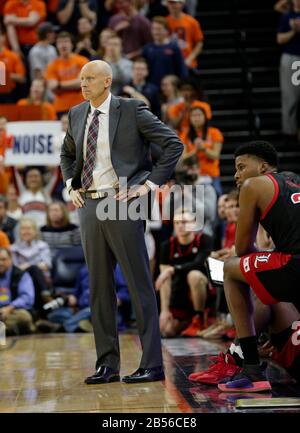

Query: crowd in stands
left=0, top=0, right=299, bottom=385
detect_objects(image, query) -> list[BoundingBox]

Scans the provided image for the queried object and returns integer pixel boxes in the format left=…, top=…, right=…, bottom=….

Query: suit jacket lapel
left=109, top=95, right=120, bottom=150
left=77, top=102, right=90, bottom=156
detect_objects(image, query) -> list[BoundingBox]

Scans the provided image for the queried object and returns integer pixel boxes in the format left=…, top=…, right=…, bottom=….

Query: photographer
left=36, top=264, right=131, bottom=333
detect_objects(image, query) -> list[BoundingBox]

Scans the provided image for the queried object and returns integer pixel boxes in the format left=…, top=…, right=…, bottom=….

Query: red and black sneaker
left=181, top=315, right=204, bottom=337
left=188, top=352, right=242, bottom=385
left=218, top=362, right=272, bottom=393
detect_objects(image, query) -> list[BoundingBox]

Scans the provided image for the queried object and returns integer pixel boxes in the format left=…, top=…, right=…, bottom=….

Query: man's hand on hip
left=114, top=183, right=150, bottom=201
left=70, top=189, right=85, bottom=208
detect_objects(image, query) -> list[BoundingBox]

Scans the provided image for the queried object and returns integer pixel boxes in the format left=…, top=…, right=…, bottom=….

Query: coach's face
left=234, top=154, right=268, bottom=188
left=80, top=61, right=112, bottom=105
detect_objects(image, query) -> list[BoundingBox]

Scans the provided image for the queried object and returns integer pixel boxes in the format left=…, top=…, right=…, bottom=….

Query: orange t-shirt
left=0, top=48, right=26, bottom=94
left=166, top=13, right=204, bottom=68
left=181, top=127, right=224, bottom=178
left=45, top=54, right=89, bottom=113
left=17, top=99, right=57, bottom=120
left=0, top=230, right=10, bottom=248
left=3, top=0, right=47, bottom=46
left=167, top=100, right=212, bottom=134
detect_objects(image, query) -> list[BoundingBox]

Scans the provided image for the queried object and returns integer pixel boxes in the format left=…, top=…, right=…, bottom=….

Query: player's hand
left=258, top=340, right=275, bottom=358
left=159, top=310, right=173, bottom=329
left=70, top=189, right=85, bottom=208
left=155, top=267, right=174, bottom=291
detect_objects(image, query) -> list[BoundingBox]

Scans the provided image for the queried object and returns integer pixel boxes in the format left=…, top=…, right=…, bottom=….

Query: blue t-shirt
left=142, top=41, right=188, bottom=87
left=278, top=12, right=300, bottom=56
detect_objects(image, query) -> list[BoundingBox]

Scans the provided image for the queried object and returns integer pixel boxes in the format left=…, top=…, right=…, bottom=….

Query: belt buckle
left=91, top=192, right=99, bottom=199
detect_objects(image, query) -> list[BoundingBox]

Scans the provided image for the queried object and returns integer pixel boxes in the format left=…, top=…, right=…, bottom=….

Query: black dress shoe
left=85, top=366, right=120, bottom=385
left=122, top=366, right=165, bottom=383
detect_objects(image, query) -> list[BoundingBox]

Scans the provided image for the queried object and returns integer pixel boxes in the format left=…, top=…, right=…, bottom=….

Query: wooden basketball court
left=1, top=332, right=300, bottom=413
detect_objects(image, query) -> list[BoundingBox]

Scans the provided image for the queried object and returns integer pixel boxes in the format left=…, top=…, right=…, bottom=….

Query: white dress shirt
left=67, top=93, right=118, bottom=192
left=67, top=93, right=157, bottom=193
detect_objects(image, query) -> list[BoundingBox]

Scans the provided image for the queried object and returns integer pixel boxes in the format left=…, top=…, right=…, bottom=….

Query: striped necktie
left=82, top=109, right=100, bottom=190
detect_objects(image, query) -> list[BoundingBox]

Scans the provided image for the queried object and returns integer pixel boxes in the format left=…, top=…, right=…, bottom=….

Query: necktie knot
left=94, top=109, right=101, bottom=117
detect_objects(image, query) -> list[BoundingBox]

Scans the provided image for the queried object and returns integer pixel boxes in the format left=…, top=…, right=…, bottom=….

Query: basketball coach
left=60, top=60, right=183, bottom=384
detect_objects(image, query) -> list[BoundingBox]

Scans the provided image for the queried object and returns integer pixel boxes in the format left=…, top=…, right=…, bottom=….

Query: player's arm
left=235, top=178, right=260, bottom=257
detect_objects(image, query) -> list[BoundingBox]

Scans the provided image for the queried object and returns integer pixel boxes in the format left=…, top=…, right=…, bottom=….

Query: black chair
left=51, top=246, right=86, bottom=295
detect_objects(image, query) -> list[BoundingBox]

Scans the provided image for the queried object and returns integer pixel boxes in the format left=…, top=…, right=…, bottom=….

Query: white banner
left=5, top=121, right=62, bottom=166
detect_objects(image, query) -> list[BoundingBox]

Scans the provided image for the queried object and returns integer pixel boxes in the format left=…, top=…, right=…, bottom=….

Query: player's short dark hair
left=234, top=141, right=278, bottom=167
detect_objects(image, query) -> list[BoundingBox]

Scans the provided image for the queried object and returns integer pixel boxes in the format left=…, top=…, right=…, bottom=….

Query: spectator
left=109, top=0, right=152, bottom=59
left=124, top=57, right=161, bottom=116
left=163, top=154, right=217, bottom=238
left=14, top=166, right=56, bottom=227
left=11, top=217, right=52, bottom=275
left=94, top=27, right=117, bottom=59
left=156, top=209, right=212, bottom=337
left=167, top=80, right=212, bottom=133
left=277, top=0, right=300, bottom=142
left=75, top=17, right=97, bottom=59
left=103, top=34, right=133, bottom=95
left=36, top=264, right=131, bottom=333
left=45, top=31, right=88, bottom=117
left=6, top=184, right=23, bottom=221
left=222, top=189, right=239, bottom=249
left=0, top=195, right=18, bottom=243
left=142, top=16, right=188, bottom=87
left=28, top=21, right=58, bottom=81
left=160, top=74, right=183, bottom=125
left=57, top=0, right=97, bottom=35
left=17, top=79, right=57, bottom=120
left=0, top=26, right=26, bottom=103
left=210, top=189, right=239, bottom=260
left=40, top=201, right=81, bottom=255
left=180, top=105, right=224, bottom=195
left=3, top=0, right=47, bottom=58
left=166, top=0, right=204, bottom=70
left=0, top=247, right=35, bottom=335
left=213, top=194, right=228, bottom=251
left=11, top=217, right=52, bottom=313
left=0, top=230, right=10, bottom=248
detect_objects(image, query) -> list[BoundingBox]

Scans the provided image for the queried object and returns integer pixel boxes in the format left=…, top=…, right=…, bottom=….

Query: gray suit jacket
left=60, top=95, right=183, bottom=190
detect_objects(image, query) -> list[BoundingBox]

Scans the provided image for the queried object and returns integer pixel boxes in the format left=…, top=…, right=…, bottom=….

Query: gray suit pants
left=78, top=197, right=163, bottom=371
